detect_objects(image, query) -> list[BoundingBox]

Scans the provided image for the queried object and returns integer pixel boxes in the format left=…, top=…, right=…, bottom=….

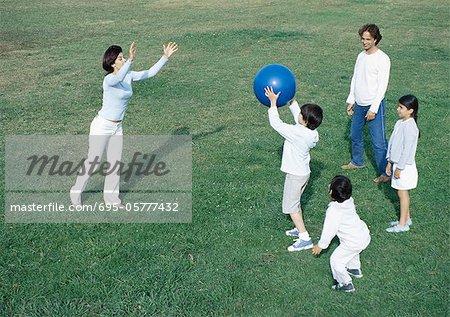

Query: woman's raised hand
left=163, top=42, right=178, bottom=59
left=129, top=41, right=136, bottom=61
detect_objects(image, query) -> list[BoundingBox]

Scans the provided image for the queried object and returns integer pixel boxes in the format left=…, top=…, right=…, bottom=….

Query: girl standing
left=385, top=95, right=419, bottom=232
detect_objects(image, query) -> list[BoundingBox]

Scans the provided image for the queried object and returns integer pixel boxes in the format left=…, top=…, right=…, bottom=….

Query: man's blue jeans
left=350, top=100, right=388, bottom=175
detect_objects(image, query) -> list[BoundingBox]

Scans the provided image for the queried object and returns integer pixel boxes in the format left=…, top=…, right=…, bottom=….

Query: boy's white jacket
left=317, top=197, right=370, bottom=250
left=268, top=101, right=319, bottom=176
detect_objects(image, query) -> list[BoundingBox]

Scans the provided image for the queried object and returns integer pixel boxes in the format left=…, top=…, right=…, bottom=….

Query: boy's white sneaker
left=285, top=227, right=300, bottom=237
left=287, top=239, right=313, bottom=252
left=386, top=224, right=410, bottom=233
left=389, top=219, right=413, bottom=226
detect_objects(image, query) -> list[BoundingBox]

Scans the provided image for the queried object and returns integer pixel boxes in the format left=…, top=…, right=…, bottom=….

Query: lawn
left=1, top=0, right=449, bottom=316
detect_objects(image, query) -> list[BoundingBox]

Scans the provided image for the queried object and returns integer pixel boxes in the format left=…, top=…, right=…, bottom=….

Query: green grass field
left=1, top=0, right=449, bottom=316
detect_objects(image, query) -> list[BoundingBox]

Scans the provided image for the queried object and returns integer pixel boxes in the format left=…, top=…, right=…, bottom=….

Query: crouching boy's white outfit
left=317, top=197, right=371, bottom=285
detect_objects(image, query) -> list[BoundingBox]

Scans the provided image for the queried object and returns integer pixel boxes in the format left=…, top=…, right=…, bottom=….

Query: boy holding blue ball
left=264, top=86, right=323, bottom=252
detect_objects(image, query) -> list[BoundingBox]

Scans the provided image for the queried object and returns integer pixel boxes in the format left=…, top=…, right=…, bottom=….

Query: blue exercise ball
left=253, top=64, right=296, bottom=107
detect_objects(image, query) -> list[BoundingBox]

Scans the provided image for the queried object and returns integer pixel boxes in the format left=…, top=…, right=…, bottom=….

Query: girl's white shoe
left=386, top=224, right=410, bottom=233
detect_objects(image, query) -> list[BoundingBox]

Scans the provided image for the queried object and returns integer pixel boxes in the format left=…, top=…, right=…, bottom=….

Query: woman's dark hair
left=103, top=45, right=122, bottom=74
left=359, top=24, right=382, bottom=45
left=300, top=103, right=323, bottom=130
left=329, top=175, right=352, bottom=203
left=399, top=94, right=419, bottom=124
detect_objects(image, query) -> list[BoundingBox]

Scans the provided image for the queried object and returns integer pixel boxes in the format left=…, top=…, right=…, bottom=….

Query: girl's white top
left=318, top=198, right=370, bottom=250
left=386, top=118, right=419, bottom=170
left=268, top=101, right=319, bottom=176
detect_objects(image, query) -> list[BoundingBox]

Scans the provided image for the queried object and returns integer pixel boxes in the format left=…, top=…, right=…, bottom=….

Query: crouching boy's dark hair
left=301, top=104, right=323, bottom=130
left=330, top=175, right=352, bottom=203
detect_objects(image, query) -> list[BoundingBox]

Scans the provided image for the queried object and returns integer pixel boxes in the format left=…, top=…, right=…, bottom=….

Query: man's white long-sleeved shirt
left=346, top=49, right=390, bottom=114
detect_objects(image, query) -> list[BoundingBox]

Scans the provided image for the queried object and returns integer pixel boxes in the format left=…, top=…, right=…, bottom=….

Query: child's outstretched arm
left=264, top=86, right=280, bottom=108
left=312, top=245, right=322, bottom=255
left=265, top=87, right=297, bottom=142
left=313, top=207, right=340, bottom=256
left=288, top=99, right=301, bottom=122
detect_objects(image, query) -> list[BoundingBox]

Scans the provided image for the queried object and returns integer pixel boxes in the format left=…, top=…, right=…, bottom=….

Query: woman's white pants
left=70, top=115, right=123, bottom=205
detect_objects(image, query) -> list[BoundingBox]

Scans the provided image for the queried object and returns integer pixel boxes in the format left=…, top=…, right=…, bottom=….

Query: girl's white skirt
left=391, top=162, right=418, bottom=190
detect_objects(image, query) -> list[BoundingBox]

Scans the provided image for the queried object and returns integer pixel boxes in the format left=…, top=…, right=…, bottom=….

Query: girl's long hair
left=399, top=94, right=420, bottom=138
left=399, top=94, right=419, bottom=124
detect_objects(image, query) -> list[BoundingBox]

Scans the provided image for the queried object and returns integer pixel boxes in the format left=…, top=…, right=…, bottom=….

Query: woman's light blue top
left=98, top=56, right=168, bottom=121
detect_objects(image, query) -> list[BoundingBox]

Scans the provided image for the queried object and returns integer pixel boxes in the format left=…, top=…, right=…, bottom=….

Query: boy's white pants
left=330, top=240, right=369, bottom=285
left=71, top=115, right=123, bottom=205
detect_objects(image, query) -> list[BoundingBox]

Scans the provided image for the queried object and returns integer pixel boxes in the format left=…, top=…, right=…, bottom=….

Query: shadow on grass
left=381, top=180, right=400, bottom=220
left=83, top=126, right=225, bottom=203
left=302, top=159, right=325, bottom=209
left=170, top=126, right=226, bottom=141
left=119, top=126, right=225, bottom=200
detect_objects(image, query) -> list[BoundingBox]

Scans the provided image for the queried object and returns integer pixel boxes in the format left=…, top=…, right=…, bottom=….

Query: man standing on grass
left=342, top=24, right=391, bottom=183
